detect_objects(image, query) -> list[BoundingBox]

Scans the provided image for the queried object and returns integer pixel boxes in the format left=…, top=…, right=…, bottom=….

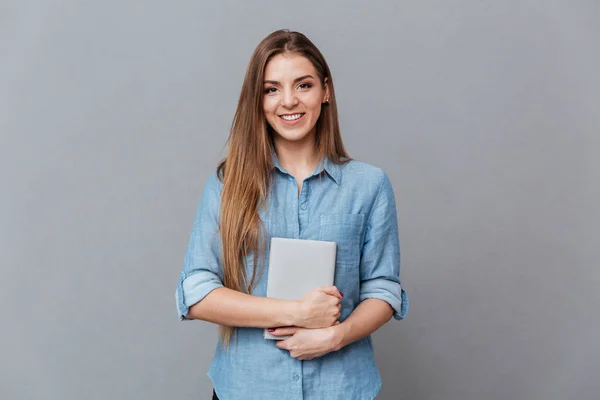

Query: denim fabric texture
left=176, top=154, right=408, bottom=400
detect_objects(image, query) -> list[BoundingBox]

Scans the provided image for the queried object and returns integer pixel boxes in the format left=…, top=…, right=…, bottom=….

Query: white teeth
left=281, top=113, right=303, bottom=121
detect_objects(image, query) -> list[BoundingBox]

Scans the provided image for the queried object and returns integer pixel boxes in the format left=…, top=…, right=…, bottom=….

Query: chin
left=273, top=129, right=314, bottom=143
left=270, top=121, right=316, bottom=143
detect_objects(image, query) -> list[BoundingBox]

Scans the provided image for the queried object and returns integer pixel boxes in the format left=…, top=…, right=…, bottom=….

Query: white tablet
left=264, top=237, right=337, bottom=340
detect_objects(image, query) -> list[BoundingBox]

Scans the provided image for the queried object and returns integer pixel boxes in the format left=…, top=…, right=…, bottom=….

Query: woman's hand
left=293, top=286, right=343, bottom=329
left=271, top=326, right=343, bottom=360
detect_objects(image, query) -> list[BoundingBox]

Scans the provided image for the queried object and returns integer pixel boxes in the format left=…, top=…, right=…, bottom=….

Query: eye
left=298, top=83, right=312, bottom=90
left=264, top=87, right=277, bottom=94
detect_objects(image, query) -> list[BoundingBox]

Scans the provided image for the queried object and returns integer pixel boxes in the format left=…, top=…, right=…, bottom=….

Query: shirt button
left=292, top=373, right=300, bottom=381
left=300, top=203, right=307, bottom=210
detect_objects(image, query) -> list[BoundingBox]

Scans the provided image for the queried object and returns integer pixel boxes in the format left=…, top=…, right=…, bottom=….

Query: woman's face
left=262, top=53, right=329, bottom=145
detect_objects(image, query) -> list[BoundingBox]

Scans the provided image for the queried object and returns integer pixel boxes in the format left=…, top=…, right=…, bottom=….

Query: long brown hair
left=216, top=29, right=350, bottom=346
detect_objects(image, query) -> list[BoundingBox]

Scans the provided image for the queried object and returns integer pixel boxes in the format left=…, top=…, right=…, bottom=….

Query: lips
left=278, top=113, right=305, bottom=121
left=278, top=113, right=306, bottom=126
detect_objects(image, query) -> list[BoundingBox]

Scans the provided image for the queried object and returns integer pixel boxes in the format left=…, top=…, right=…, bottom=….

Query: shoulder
left=196, top=170, right=224, bottom=211
left=339, top=159, right=392, bottom=194
left=340, top=160, right=398, bottom=221
left=203, top=170, right=224, bottom=194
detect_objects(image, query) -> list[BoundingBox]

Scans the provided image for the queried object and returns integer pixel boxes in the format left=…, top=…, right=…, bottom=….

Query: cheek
left=263, top=99, right=278, bottom=118
left=308, top=102, right=323, bottom=121
left=304, top=96, right=323, bottom=115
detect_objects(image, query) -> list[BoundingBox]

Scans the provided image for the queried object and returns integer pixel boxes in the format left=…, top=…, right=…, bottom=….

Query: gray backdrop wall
left=1, top=1, right=598, bottom=399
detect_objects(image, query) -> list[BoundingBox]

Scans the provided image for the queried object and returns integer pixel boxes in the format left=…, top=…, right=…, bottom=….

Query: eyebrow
left=263, top=74, right=315, bottom=85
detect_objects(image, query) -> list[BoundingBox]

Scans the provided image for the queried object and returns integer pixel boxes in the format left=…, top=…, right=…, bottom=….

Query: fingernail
left=340, top=292, right=344, bottom=297
left=268, top=329, right=275, bottom=332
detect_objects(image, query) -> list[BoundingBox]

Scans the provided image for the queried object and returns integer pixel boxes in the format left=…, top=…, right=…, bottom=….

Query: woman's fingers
left=269, top=327, right=300, bottom=336
left=317, top=285, right=343, bottom=299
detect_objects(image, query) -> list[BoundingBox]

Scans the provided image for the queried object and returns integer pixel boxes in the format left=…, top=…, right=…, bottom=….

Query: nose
left=281, top=89, right=298, bottom=108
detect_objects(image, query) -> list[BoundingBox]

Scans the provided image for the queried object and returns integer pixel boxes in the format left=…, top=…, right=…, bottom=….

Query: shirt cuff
left=176, top=271, right=224, bottom=320
left=359, top=278, right=409, bottom=320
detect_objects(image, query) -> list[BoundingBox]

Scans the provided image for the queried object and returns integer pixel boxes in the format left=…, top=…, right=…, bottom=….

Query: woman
left=176, top=29, right=408, bottom=400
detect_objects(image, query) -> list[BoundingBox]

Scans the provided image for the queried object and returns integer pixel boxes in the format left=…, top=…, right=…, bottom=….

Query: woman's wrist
left=280, top=300, right=303, bottom=327
left=330, top=323, right=349, bottom=351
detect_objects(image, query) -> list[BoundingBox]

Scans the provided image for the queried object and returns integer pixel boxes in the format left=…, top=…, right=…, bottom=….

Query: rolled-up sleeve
left=359, top=171, right=408, bottom=320
left=175, top=172, right=224, bottom=320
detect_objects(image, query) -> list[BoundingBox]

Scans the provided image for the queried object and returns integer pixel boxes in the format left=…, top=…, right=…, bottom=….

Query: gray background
left=1, top=1, right=598, bottom=399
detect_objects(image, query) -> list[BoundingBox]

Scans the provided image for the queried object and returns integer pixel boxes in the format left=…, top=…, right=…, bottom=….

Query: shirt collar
left=272, top=151, right=341, bottom=186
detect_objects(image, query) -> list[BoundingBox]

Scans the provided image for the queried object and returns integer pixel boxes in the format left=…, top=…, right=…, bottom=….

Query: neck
left=274, top=132, right=321, bottom=179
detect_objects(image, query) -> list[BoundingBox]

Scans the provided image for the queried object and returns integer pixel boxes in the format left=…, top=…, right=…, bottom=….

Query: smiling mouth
left=278, top=113, right=305, bottom=121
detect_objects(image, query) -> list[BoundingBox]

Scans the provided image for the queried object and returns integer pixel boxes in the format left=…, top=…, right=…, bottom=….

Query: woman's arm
left=272, top=171, right=408, bottom=359
left=271, top=299, right=392, bottom=359
left=331, top=298, right=393, bottom=349
left=331, top=171, right=407, bottom=347
left=176, top=174, right=343, bottom=329
left=187, top=287, right=298, bottom=328
left=187, top=286, right=343, bottom=329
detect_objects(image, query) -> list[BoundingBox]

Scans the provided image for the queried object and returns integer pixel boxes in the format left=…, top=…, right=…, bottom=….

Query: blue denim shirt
left=176, top=155, right=408, bottom=400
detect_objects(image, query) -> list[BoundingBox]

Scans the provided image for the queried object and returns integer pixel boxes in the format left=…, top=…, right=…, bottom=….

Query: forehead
left=264, top=53, right=318, bottom=81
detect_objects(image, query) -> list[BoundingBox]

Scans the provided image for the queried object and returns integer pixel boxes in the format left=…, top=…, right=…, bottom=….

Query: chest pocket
left=319, top=214, right=365, bottom=268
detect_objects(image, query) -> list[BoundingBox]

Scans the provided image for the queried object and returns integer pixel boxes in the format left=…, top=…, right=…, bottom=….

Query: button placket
left=288, top=175, right=300, bottom=238
left=298, top=181, right=309, bottom=235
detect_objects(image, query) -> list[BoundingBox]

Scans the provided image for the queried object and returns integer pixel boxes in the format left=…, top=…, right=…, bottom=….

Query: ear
left=323, top=77, right=330, bottom=103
